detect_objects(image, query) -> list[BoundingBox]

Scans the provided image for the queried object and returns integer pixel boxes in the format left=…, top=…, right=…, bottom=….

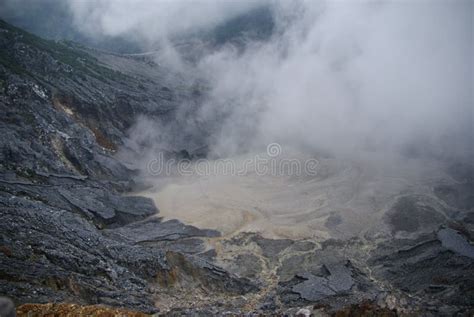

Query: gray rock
left=0, top=297, right=15, bottom=317
left=369, top=233, right=474, bottom=309
left=295, top=308, right=311, bottom=317
left=149, top=238, right=207, bottom=254
left=385, top=196, right=445, bottom=234
left=292, top=273, right=336, bottom=301
left=325, top=262, right=354, bottom=292
left=291, top=262, right=353, bottom=301
left=164, top=252, right=258, bottom=294
left=437, top=228, right=474, bottom=259
left=58, top=186, right=157, bottom=226
left=252, top=235, right=294, bottom=258
left=223, top=253, right=263, bottom=279
left=0, top=20, right=259, bottom=314
left=0, top=192, right=255, bottom=312
left=289, top=240, right=316, bottom=252
left=0, top=193, right=161, bottom=311
left=105, top=218, right=220, bottom=243
left=103, top=217, right=219, bottom=255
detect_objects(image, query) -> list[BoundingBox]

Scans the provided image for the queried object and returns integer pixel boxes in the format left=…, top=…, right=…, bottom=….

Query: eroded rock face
left=0, top=193, right=163, bottom=312
left=369, top=231, right=474, bottom=314
left=0, top=19, right=257, bottom=313
left=0, top=180, right=257, bottom=312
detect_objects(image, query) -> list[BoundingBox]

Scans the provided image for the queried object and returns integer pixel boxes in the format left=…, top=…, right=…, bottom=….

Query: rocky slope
left=0, top=19, right=473, bottom=316
left=0, top=19, right=255, bottom=314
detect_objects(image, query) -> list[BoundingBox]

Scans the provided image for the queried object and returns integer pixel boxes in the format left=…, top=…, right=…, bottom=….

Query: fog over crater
left=84, top=0, right=471, bottom=238
left=1, top=0, right=473, bottom=314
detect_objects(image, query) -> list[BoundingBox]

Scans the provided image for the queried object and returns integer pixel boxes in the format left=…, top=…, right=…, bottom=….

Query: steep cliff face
left=0, top=19, right=256, bottom=313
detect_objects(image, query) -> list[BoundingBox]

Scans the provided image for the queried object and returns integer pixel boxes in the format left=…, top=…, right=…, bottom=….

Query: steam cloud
left=69, top=0, right=472, bottom=162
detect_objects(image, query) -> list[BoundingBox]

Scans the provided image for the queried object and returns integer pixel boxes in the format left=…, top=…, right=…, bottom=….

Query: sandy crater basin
left=140, top=151, right=448, bottom=240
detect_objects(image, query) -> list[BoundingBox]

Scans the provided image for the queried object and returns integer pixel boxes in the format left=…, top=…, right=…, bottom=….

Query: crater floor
left=141, top=150, right=452, bottom=241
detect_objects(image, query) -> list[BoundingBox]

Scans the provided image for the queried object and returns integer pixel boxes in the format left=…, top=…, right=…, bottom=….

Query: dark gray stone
left=289, top=241, right=316, bottom=252
left=58, top=186, right=158, bottom=226
left=252, top=235, right=294, bottom=258
left=291, top=262, right=354, bottom=301
left=292, top=273, right=336, bottom=301
left=385, top=196, right=445, bottom=233
left=325, top=262, right=354, bottom=292
left=0, top=297, right=15, bottom=317
left=437, top=228, right=474, bottom=259
left=224, top=253, right=263, bottom=279
left=105, top=218, right=220, bottom=243
left=369, top=233, right=474, bottom=309
left=0, top=192, right=256, bottom=312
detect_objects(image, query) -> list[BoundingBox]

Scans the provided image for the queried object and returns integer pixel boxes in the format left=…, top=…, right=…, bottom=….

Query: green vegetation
left=0, top=19, right=129, bottom=82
